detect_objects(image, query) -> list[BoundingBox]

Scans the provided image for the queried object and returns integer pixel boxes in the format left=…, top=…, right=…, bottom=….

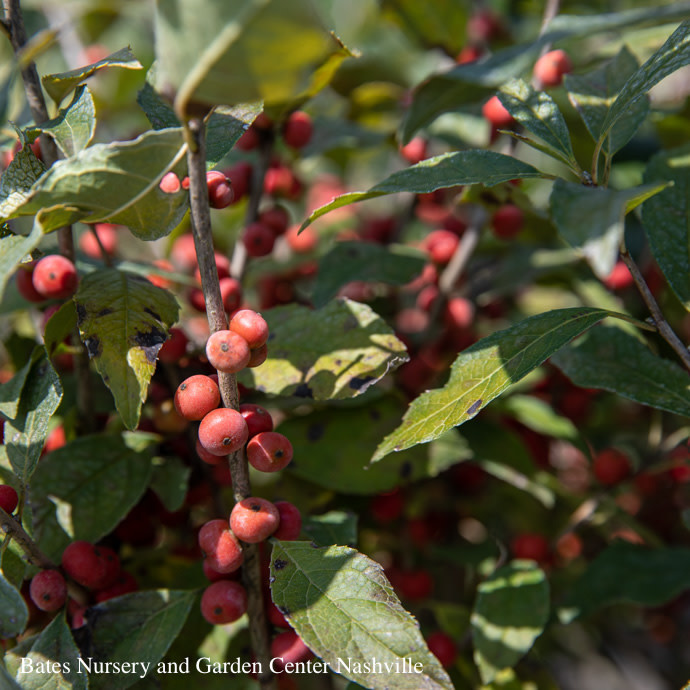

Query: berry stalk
left=184, top=117, right=275, bottom=690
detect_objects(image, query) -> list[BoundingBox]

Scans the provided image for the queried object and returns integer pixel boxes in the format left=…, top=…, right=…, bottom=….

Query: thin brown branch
left=0, top=506, right=55, bottom=569
left=619, top=246, right=690, bottom=372
left=186, top=118, right=275, bottom=690
left=538, top=0, right=561, bottom=42
left=438, top=209, right=485, bottom=296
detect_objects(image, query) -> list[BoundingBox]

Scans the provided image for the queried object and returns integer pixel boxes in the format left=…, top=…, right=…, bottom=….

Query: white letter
left=19, top=658, right=33, bottom=674
left=196, top=657, right=211, bottom=674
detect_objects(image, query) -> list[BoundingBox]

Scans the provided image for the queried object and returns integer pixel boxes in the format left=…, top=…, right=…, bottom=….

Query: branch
left=185, top=118, right=276, bottom=690
left=619, top=246, right=690, bottom=372
left=0, top=506, right=55, bottom=569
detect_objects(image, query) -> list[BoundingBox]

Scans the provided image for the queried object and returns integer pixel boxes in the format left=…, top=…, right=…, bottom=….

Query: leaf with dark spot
left=467, top=399, right=482, bottom=417
left=75, top=268, right=179, bottom=430
left=294, top=383, right=314, bottom=398
left=349, top=375, right=375, bottom=391
left=274, top=559, right=288, bottom=570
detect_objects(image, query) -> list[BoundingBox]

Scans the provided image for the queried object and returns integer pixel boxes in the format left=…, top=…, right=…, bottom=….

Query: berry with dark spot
left=201, top=580, right=247, bottom=624
left=207, top=170, right=234, bottom=209
left=174, top=375, right=221, bottom=421
left=29, top=570, right=67, bottom=612
left=229, top=497, right=280, bottom=543
left=32, top=255, right=78, bottom=299
left=206, top=330, right=251, bottom=373
left=198, top=408, right=248, bottom=456
left=246, top=432, right=293, bottom=473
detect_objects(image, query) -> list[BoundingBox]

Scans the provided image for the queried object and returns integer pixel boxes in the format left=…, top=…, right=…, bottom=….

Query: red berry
left=195, top=438, right=226, bottom=465
left=29, top=570, right=67, bottom=612
left=96, top=545, right=121, bottom=589
left=285, top=224, right=318, bottom=253
left=225, top=161, right=252, bottom=203
left=243, top=222, right=276, bottom=258
left=170, top=233, right=198, bottom=272
left=15, top=262, right=44, bottom=302
left=247, top=432, right=293, bottom=473
left=229, top=309, right=269, bottom=350
left=94, top=571, right=138, bottom=602
left=491, top=204, right=524, bottom=239
left=201, top=580, right=248, bottom=625
left=220, top=277, right=243, bottom=313
left=427, top=631, right=457, bottom=668
left=79, top=224, right=118, bottom=259
left=533, top=49, right=572, bottom=89
left=444, top=296, right=475, bottom=331
left=593, top=448, right=631, bottom=486
left=0, top=485, right=18, bottom=514
left=207, top=170, right=234, bottom=209
left=203, top=559, right=240, bottom=582
left=174, top=375, right=221, bottom=421
left=229, top=497, right=280, bottom=543
left=282, top=111, right=313, bottom=149
left=264, top=165, right=301, bottom=199
left=198, top=408, right=249, bottom=456
left=467, top=9, right=504, bottom=42
left=194, top=253, right=231, bottom=283
left=371, top=489, right=404, bottom=523
left=240, top=403, right=274, bottom=438
left=400, top=137, right=427, bottom=165
left=271, top=630, right=313, bottom=671
left=425, top=229, right=459, bottom=264
left=236, top=126, right=260, bottom=151
left=482, top=95, right=515, bottom=130
left=158, top=327, right=188, bottom=363
left=61, top=541, right=108, bottom=589
left=603, top=261, right=633, bottom=290
left=32, top=255, right=78, bottom=299
left=206, top=330, right=251, bottom=373
left=511, top=533, right=550, bottom=564
left=159, top=171, right=181, bottom=194
left=267, top=598, right=290, bottom=628
left=259, top=206, right=290, bottom=236
left=198, top=519, right=244, bottom=573
left=253, top=113, right=273, bottom=130
left=247, top=344, right=268, bottom=368
left=397, top=569, right=433, bottom=600
left=456, top=44, right=484, bottom=64
left=273, top=501, right=302, bottom=541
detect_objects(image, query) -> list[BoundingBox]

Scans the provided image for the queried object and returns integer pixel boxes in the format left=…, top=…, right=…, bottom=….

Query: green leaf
left=239, top=299, right=407, bottom=400
left=302, top=511, right=358, bottom=546
left=551, top=324, right=690, bottom=418
left=498, top=79, right=576, bottom=169
left=301, top=151, right=544, bottom=230
left=0, top=129, right=46, bottom=218
left=0, top=570, right=28, bottom=637
left=282, top=396, right=465, bottom=494
left=74, top=269, right=180, bottom=430
left=14, top=129, right=188, bottom=241
left=600, top=20, right=690, bottom=147
left=400, top=3, right=690, bottom=142
left=472, top=561, right=549, bottom=685
left=549, top=179, right=669, bottom=279
left=138, top=73, right=262, bottom=168
left=4, top=348, right=62, bottom=486
left=42, top=45, right=143, bottom=105
left=14, top=615, right=87, bottom=690
left=270, top=541, right=453, bottom=690
left=372, top=308, right=610, bottom=463
left=31, top=433, right=154, bottom=548
left=500, top=395, right=580, bottom=442
left=312, top=242, right=426, bottom=308
left=0, top=350, right=35, bottom=420
left=43, top=300, right=78, bottom=361
left=565, top=46, right=647, bottom=156
left=1, top=541, right=27, bottom=589
left=0, top=665, right=22, bottom=690
left=80, top=590, right=196, bottom=690
left=642, top=145, right=690, bottom=310
left=0, top=222, right=42, bottom=302
left=38, top=85, right=96, bottom=158
left=150, top=456, right=191, bottom=512
left=154, top=0, right=352, bottom=117
left=562, top=542, right=690, bottom=620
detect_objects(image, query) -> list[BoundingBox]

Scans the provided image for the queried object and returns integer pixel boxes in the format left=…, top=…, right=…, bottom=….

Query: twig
left=185, top=118, right=275, bottom=690
left=538, top=0, right=561, bottom=39
left=619, top=246, right=690, bottom=372
left=438, top=209, right=485, bottom=295
left=0, top=506, right=55, bottom=569
left=230, top=132, right=274, bottom=282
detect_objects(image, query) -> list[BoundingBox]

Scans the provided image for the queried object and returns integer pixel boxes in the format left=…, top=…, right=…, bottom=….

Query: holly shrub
left=3, top=1, right=690, bottom=689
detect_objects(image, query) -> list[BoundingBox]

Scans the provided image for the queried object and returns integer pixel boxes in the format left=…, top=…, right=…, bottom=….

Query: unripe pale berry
left=0, top=485, right=18, bottom=514
left=273, top=501, right=302, bottom=540
left=207, top=170, right=234, bottom=209
left=29, top=570, right=67, bottom=612
left=240, top=403, right=274, bottom=439
left=229, top=310, right=269, bottom=350
left=201, top=580, right=248, bottom=625
left=159, top=171, right=181, bottom=194
left=174, top=375, right=221, bottom=421
left=533, top=49, right=572, bottom=88
left=229, top=497, right=280, bottom=543
left=198, top=519, right=244, bottom=573
left=246, top=432, right=293, bottom=473
left=206, top=330, right=251, bottom=373
left=282, top=111, right=313, bottom=149
left=32, top=255, right=78, bottom=299
left=198, top=408, right=248, bottom=456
